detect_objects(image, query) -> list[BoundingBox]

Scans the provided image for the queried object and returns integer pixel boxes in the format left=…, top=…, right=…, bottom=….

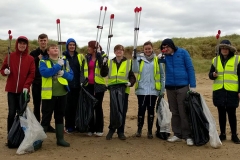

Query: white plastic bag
left=200, top=95, right=222, bottom=149
left=17, top=107, right=47, bottom=154
left=157, top=98, right=172, bottom=133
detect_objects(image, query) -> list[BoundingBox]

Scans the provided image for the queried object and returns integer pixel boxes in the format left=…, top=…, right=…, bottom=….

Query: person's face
left=162, top=45, right=174, bottom=54
left=114, top=48, right=124, bottom=57
left=38, top=38, right=48, bottom=49
left=220, top=47, right=230, bottom=57
left=48, top=46, right=59, bottom=56
left=68, top=42, right=76, bottom=52
left=18, top=41, right=27, bottom=52
left=143, top=45, right=153, bottom=56
left=88, top=47, right=95, bottom=54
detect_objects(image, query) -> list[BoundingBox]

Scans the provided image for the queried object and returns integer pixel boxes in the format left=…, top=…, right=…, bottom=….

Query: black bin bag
left=184, top=91, right=209, bottom=146
left=8, top=92, right=30, bottom=148
left=75, top=86, right=98, bottom=133
left=108, top=84, right=126, bottom=129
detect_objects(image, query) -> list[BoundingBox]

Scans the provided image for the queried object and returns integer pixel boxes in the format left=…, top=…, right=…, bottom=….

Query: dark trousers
left=167, top=86, right=191, bottom=139
left=32, top=83, right=42, bottom=122
left=137, top=95, right=157, bottom=118
left=217, top=106, right=237, bottom=135
left=65, top=88, right=80, bottom=128
left=86, top=84, right=105, bottom=133
left=109, top=94, right=129, bottom=134
left=7, top=92, right=21, bottom=133
left=41, top=95, right=67, bottom=126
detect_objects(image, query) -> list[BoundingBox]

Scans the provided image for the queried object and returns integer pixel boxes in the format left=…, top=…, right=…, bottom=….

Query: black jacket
left=209, top=53, right=240, bottom=108
left=30, top=47, right=48, bottom=84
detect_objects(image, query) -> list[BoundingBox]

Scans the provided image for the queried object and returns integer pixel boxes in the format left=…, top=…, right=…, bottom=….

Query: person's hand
left=58, top=58, right=64, bottom=66
left=38, top=54, right=42, bottom=60
left=125, top=82, right=131, bottom=87
left=158, top=53, right=165, bottom=59
left=213, top=72, right=218, bottom=77
left=23, top=88, right=28, bottom=93
left=103, top=57, right=108, bottom=65
left=57, top=70, right=64, bottom=77
left=190, top=88, right=196, bottom=92
left=4, top=68, right=10, bottom=75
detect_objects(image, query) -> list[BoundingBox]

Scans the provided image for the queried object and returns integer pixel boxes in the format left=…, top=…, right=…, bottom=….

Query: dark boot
left=47, top=125, right=56, bottom=133
left=136, top=116, right=144, bottom=137
left=147, top=115, right=154, bottom=139
left=118, top=133, right=126, bottom=140
left=219, top=133, right=226, bottom=141
left=55, top=124, right=70, bottom=147
left=106, top=130, right=115, bottom=140
left=231, top=134, right=240, bottom=144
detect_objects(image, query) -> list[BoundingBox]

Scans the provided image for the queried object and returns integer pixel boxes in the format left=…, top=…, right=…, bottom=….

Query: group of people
left=1, top=32, right=240, bottom=149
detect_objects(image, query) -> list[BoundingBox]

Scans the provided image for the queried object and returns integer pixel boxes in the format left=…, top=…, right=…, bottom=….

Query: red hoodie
left=0, top=36, right=35, bottom=93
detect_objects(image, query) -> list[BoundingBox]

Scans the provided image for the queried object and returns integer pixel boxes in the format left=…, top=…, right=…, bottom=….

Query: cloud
left=0, top=0, right=240, bottom=57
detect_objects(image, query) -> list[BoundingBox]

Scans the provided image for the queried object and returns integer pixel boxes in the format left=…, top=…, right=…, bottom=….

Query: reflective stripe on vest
left=135, top=57, right=161, bottom=90
left=77, top=54, right=88, bottom=78
left=213, top=55, right=239, bottom=92
left=41, top=60, right=68, bottom=99
left=94, top=55, right=106, bottom=84
left=108, top=59, right=131, bottom=94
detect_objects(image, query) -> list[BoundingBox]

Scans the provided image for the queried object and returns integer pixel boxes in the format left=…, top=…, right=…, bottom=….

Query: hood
left=15, top=36, right=29, bottom=54
left=160, top=38, right=177, bottom=52
left=66, top=38, right=77, bottom=52
left=218, top=39, right=237, bottom=54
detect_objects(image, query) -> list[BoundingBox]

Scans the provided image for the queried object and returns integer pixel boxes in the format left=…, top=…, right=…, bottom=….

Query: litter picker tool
left=215, top=30, right=221, bottom=73
left=106, top=14, right=114, bottom=57
left=7, top=30, right=12, bottom=69
left=95, top=6, right=107, bottom=51
left=133, top=7, right=142, bottom=59
left=56, top=19, right=66, bottom=58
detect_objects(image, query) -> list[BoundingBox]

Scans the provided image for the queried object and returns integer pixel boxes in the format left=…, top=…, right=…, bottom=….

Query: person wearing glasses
left=158, top=38, right=196, bottom=146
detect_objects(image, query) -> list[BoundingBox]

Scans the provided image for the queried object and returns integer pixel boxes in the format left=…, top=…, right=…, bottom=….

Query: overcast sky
left=1, top=0, right=240, bottom=57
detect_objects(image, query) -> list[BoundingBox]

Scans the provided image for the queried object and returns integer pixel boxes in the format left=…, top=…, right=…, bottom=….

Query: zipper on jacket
left=16, top=53, right=22, bottom=93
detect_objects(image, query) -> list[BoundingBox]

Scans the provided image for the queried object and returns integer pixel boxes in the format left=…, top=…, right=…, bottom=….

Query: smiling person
left=209, top=40, right=240, bottom=144
left=103, top=44, right=136, bottom=140
left=0, top=36, right=35, bottom=145
left=85, top=40, right=108, bottom=137
left=63, top=38, right=88, bottom=133
left=132, top=41, right=165, bottom=139
left=30, top=33, right=56, bottom=133
left=39, top=43, right=73, bottom=147
left=159, top=38, right=196, bottom=146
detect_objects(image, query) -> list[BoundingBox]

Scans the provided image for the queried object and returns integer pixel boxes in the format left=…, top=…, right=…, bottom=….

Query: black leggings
left=217, top=107, right=237, bottom=135
left=137, top=95, right=157, bottom=119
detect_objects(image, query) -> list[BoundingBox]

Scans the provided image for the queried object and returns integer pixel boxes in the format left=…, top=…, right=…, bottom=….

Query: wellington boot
left=56, top=124, right=70, bottom=147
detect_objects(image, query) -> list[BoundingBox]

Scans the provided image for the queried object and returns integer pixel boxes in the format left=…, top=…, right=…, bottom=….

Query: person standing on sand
left=158, top=38, right=196, bottom=146
left=0, top=36, right=35, bottom=145
left=132, top=41, right=165, bottom=139
left=209, top=39, right=240, bottom=144
left=30, top=33, right=56, bottom=133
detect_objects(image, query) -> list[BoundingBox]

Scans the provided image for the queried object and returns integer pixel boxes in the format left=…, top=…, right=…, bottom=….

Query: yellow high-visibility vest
left=94, top=54, right=107, bottom=84
left=108, top=59, right=131, bottom=94
left=213, top=55, right=239, bottom=92
left=41, top=60, right=68, bottom=99
left=135, top=57, right=161, bottom=90
left=77, top=54, right=88, bottom=79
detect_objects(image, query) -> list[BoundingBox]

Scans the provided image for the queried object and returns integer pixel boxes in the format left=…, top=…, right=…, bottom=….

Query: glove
left=103, top=57, right=108, bottom=65
left=190, top=88, right=196, bottom=92
left=23, top=88, right=28, bottom=93
left=57, top=70, right=64, bottom=77
left=4, top=68, right=10, bottom=75
left=58, top=58, right=64, bottom=66
left=125, top=82, right=131, bottom=87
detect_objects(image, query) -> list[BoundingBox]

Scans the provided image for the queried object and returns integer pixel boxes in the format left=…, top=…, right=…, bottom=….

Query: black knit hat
left=160, top=38, right=177, bottom=51
left=218, top=39, right=236, bottom=53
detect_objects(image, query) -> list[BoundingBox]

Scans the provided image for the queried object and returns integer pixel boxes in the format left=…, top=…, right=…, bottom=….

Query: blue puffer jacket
left=132, top=53, right=165, bottom=96
left=160, top=47, right=196, bottom=88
